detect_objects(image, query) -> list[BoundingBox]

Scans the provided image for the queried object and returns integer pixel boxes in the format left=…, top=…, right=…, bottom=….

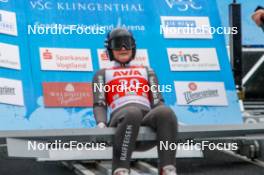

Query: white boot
left=161, top=165, right=177, bottom=175
left=113, top=168, right=129, bottom=175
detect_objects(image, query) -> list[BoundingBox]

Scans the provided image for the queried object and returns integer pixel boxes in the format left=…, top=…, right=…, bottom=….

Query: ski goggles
left=109, top=36, right=135, bottom=50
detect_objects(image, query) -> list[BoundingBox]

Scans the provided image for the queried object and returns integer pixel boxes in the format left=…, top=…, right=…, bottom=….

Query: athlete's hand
left=252, top=9, right=264, bottom=26
left=97, top=122, right=107, bottom=128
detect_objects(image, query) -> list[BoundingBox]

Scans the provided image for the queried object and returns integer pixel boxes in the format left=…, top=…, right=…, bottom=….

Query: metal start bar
left=1, top=124, right=264, bottom=142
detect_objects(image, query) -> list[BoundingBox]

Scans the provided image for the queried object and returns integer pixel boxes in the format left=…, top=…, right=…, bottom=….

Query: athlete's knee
left=155, top=105, right=178, bottom=125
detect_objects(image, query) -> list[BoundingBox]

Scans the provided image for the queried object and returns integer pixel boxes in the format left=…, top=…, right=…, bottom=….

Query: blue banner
left=0, top=0, right=243, bottom=131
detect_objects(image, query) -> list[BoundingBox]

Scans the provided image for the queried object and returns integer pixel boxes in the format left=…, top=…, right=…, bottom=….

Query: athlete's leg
left=142, top=105, right=178, bottom=173
left=109, top=105, right=144, bottom=174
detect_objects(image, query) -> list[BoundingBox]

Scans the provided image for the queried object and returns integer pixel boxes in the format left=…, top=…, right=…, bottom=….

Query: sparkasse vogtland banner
left=0, top=0, right=242, bottom=130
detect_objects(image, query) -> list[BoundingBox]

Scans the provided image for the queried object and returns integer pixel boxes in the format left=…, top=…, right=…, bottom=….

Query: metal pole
left=229, top=1, right=243, bottom=99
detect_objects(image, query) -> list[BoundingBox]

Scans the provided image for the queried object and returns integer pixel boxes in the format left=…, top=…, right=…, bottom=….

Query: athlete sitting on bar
left=92, top=28, right=178, bottom=175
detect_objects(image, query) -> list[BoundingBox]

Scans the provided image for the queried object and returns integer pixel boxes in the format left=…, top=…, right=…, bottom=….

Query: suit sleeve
left=92, top=69, right=107, bottom=124
left=147, top=67, right=164, bottom=108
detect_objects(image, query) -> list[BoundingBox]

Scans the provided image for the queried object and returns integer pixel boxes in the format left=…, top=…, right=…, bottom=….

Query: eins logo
left=165, top=0, right=202, bottom=11
left=170, top=51, right=199, bottom=63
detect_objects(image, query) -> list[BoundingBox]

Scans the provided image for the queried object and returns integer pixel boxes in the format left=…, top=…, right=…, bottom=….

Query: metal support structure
left=5, top=138, right=203, bottom=161
left=134, top=161, right=158, bottom=175
left=2, top=124, right=264, bottom=161
left=242, top=54, right=264, bottom=86
left=73, top=163, right=96, bottom=175
left=229, top=1, right=243, bottom=96
left=1, top=124, right=264, bottom=141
